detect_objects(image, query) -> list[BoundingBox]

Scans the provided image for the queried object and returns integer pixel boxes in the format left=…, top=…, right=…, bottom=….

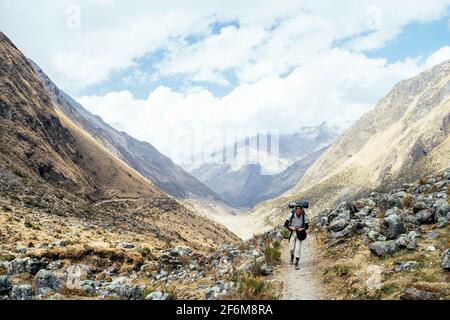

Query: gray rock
left=35, top=270, right=60, bottom=292
left=415, top=210, right=433, bottom=224
left=16, top=246, right=27, bottom=254
left=105, top=277, right=144, bottom=300
left=369, top=241, right=399, bottom=257
left=394, top=261, right=420, bottom=272
left=145, top=291, right=170, bottom=300
left=329, top=218, right=348, bottom=232
left=10, top=284, right=33, bottom=300
left=433, top=199, right=449, bottom=222
left=0, top=276, right=12, bottom=294
left=413, top=201, right=429, bottom=213
left=205, top=286, right=221, bottom=300
left=7, top=258, right=47, bottom=275
left=330, top=224, right=354, bottom=239
left=51, top=240, right=69, bottom=247
left=260, top=265, right=273, bottom=276
left=170, top=246, right=190, bottom=257
left=382, top=214, right=405, bottom=239
left=121, top=243, right=135, bottom=249
left=400, top=287, right=435, bottom=300
left=426, top=231, right=439, bottom=240
left=79, top=280, right=101, bottom=294
left=441, top=249, right=450, bottom=271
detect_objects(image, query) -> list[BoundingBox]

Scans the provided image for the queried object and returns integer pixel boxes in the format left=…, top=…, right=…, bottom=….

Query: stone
left=426, top=245, right=436, bottom=252
left=7, top=257, right=47, bottom=275
left=105, top=277, right=144, bottom=300
left=330, top=224, right=354, bottom=239
left=400, top=287, right=435, bottom=300
left=52, top=240, right=69, bottom=247
left=329, top=218, right=348, bottom=232
left=382, top=214, right=405, bottom=239
left=426, top=231, right=439, bottom=240
left=413, top=201, right=429, bottom=214
left=441, top=249, right=450, bottom=270
left=260, top=265, right=273, bottom=276
left=0, top=276, right=12, bottom=294
left=35, top=270, right=60, bottom=292
left=10, top=284, right=33, bottom=300
left=170, top=246, right=190, bottom=257
left=432, top=199, right=449, bottom=222
left=16, top=246, right=27, bottom=254
left=415, top=210, right=433, bottom=224
left=252, top=249, right=262, bottom=258
left=79, top=280, right=100, bottom=294
left=394, top=261, right=420, bottom=272
left=205, top=286, right=221, bottom=300
left=121, top=243, right=135, bottom=249
left=66, top=264, right=92, bottom=289
left=368, top=241, right=399, bottom=257
left=145, top=291, right=170, bottom=300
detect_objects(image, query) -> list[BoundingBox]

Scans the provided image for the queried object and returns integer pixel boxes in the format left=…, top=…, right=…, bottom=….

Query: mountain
left=0, top=32, right=238, bottom=251
left=242, top=59, right=450, bottom=233
left=28, top=60, right=223, bottom=203
left=189, top=123, right=339, bottom=208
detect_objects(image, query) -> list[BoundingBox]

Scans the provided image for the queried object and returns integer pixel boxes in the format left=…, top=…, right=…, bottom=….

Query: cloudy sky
left=1, top=0, right=450, bottom=164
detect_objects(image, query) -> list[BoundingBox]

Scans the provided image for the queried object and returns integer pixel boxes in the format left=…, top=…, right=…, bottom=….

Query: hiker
left=284, top=204, right=309, bottom=270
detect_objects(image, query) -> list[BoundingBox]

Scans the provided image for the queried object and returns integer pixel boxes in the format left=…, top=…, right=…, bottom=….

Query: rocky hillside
left=242, top=60, right=450, bottom=230
left=190, top=124, right=338, bottom=208
left=0, top=30, right=238, bottom=267
left=29, top=60, right=222, bottom=203
left=314, top=170, right=449, bottom=299
left=291, top=59, right=450, bottom=208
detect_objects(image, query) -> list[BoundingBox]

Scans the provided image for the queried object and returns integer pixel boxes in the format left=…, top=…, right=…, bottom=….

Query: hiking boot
left=290, top=254, right=294, bottom=265
left=295, top=258, right=300, bottom=270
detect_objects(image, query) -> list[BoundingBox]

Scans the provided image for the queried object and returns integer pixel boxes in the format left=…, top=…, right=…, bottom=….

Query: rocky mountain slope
left=243, top=60, right=450, bottom=230
left=314, top=170, right=449, bottom=299
left=28, top=60, right=222, bottom=203
left=0, top=31, right=238, bottom=258
left=190, top=124, right=338, bottom=208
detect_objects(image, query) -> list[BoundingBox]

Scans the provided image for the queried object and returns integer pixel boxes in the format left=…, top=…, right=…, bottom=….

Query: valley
left=0, top=29, right=449, bottom=301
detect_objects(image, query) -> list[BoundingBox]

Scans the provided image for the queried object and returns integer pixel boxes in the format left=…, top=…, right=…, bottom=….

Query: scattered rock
left=426, top=245, right=436, bottom=252
left=441, top=249, right=450, bottom=271
left=329, top=218, right=348, bottom=232
left=369, top=241, right=398, bottom=257
left=7, top=257, right=47, bottom=275
left=35, top=270, right=60, bottom=292
left=171, top=246, right=190, bottom=257
left=415, top=210, right=433, bottom=224
left=0, top=276, right=12, bottom=294
left=10, top=284, right=33, bottom=300
left=121, top=243, right=135, bottom=249
left=400, top=287, right=436, bottom=300
left=381, top=214, right=405, bottom=239
left=145, top=291, right=170, bottom=300
left=394, top=261, right=420, bottom=272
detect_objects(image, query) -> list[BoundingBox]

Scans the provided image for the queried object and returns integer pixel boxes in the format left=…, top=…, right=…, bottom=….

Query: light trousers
left=289, top=232, right=302, bottom=259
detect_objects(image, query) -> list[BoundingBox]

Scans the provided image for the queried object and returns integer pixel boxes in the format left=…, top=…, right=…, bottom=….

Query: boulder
left=441, top=249, right=450, bottom=271
left=205, top=286, right=221, bottom=300
left=381, top=214, right=405, bottom=239
left=394, top=261, right=420, bottom=272
left=330, top=224, right=354, bottom=239
left=170, top=246, right=190, bottom=257
left=10, top=284, right=33, bottom=300
left=105, top=277, right=144, bottom=300
left=0, top=276, right=12, bottom=294
left=432, top=199, right=449, bottom=223
left=368, top=241, right=398, bottom=257
left=415, top=210, right=433, bottom=224
left=79, top=280, right=101, bottom=294
left=145, top=291, right=170, bottom=300
left=121, top=243, right=135, bottom=249
left=329, top=218, right=348, bottom=232
left=7, top=257, right=47, bottom=275
left=400, top=287, right=436, bottom=300
left=35, top=270, right=60, bottom=292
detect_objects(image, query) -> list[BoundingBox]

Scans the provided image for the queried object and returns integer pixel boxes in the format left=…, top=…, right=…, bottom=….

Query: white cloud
left=77, top=47, right=442, bottom=164
left=425, top=46, right=450, bottom=68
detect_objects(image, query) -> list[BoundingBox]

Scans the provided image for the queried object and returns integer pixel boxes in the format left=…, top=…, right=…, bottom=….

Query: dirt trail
left=278, top=233, right=327, bottom=300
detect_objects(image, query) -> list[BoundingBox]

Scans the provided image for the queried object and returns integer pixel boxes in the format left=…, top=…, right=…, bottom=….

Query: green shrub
left=264, top=241, right=281, bottom=265
left=281, top=229, right=290, bottom=239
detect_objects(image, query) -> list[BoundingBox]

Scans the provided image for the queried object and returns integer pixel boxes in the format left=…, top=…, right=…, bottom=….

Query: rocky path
left=279, top=234, right=327, bottom=300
